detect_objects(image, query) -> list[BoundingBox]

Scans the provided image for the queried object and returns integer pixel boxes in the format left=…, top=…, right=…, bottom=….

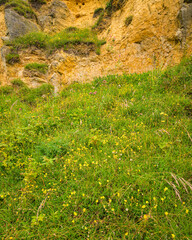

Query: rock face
left=37, top=0, right=71, bottom=33
left=1, top=0, right=192, bottom=91
left=5, top=9, right=40, bottom=39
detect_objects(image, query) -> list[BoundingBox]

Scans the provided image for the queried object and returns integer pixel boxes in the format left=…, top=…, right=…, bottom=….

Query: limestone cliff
left=1, top=0, right=192, bottom=91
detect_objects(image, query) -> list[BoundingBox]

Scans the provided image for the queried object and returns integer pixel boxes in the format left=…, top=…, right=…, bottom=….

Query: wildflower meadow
left=0, top=58, right=192, bottom=239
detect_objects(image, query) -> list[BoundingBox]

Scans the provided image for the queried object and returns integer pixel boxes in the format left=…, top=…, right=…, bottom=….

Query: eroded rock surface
left=1, top=0, right=192, bottom=92
left=5, top=9, right=40, bottom=40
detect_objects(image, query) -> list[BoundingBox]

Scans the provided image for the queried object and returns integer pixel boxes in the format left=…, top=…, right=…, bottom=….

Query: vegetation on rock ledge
left=7, top=28, right=106, bottom=55
left=25, top=62, right=48, bottom=74
left=5, top=53, right=20, bottom=64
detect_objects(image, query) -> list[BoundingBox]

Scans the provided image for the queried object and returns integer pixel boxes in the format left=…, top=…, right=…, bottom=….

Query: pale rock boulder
left=5, top=9, right=40, bottom=40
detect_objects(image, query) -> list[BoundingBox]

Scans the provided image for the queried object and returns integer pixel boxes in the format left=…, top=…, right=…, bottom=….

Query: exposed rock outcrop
left=1, top=0, right=192, bottom=92
left=37, top=0, right=72, bottom=33
left=5, top=9, right=40, bottom=40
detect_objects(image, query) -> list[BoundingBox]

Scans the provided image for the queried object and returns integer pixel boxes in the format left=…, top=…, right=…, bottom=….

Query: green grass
left=5, top=53, right=20, bottom=64
left=11, top=78, right=27, bottom=88
left=0, top=58, right=192, bottom=239
left=7, top=28, right=106, bottom=55
left=5, top=0, right=36, bottom=19
left=25, top=63, right=48, bottom=74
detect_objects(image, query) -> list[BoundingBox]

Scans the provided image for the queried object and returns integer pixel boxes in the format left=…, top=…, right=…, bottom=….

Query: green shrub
left=5, top=0, right=36, bottom=19
left=25, top=63, right=48, bottom=74
left=125, top=15, right=133, bottom=26
left=5, top=53, right=20, bottom=64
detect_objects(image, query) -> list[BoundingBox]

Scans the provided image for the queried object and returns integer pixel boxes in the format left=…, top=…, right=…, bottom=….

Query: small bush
left=125, top=15, right=133, bottom=26
left=25, top=63, right=48, bottom=74
left=5, top=53, right=20, bottom=64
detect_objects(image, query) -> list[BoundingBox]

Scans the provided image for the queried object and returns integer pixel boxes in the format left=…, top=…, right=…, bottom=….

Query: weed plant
left=0, top=58, right=192, bottom=239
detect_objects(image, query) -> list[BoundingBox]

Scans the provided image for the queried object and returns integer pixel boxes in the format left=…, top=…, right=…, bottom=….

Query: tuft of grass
left=6, top=32, right=49, bottom=49
left=0, top=58, right=191, bottom=239
left=125, top=15, right=133, bottom=26
left=5, top=53, right=20, bottom=64
left=5, top=0, right=36, bottom=19
left=25, top=63, right=49, bottom=74
left=11, top=78, right=26, bottom=88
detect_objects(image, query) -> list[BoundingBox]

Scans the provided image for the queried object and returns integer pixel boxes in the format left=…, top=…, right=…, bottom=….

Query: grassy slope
left=0, top=58, right=192, bottom=239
